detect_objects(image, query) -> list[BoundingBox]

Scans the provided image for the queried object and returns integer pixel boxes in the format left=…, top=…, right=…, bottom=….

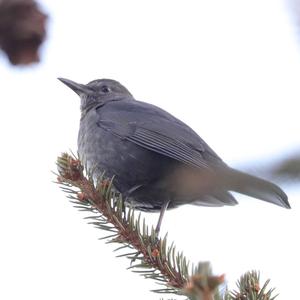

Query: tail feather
left=193, top=191, right=238, bottom=207
left=225, top=168, right=290, bottom=209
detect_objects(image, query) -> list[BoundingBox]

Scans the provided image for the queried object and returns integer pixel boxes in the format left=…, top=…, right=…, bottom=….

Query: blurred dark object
left=0, top=0, right=47, bottom=65
left=273, top=154, right=300, bottom=179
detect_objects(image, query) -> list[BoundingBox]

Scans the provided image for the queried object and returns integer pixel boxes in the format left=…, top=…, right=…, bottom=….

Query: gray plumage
left=58, top=78, right=291, bottom=214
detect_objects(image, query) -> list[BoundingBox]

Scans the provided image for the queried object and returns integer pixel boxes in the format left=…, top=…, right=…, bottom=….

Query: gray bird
left=59, top=78, right=290, bottom=234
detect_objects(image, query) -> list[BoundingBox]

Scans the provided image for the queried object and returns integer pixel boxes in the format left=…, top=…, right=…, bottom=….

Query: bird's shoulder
left=95, top=98, right=223, bottom=165
left=96, top=99, right=197, bottom=141
left=97, top=98, right=178, bottom=122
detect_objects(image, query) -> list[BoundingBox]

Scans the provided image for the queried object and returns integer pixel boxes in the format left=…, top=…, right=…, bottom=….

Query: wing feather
left=130, top=128, right=211, bottom=169
left=96, top=99, right=224, bottom=171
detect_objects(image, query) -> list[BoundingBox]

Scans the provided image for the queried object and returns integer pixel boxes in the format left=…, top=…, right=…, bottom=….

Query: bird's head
left=58, top=78, right=133, bottom=113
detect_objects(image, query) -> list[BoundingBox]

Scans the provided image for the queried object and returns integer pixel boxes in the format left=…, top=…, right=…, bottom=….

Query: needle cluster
left=55, top=152, right=277, bottom=300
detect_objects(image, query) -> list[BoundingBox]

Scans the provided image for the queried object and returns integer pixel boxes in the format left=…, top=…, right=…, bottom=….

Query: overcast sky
left=0, top=1, right=299, bottom=299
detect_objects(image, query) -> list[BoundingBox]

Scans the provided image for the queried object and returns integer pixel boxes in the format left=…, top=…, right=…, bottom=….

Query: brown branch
left=57, top=154, right=186, bottom=290
left=56, top=152, right=225, bottom=299
left=56, top=153, right=278, bottom=299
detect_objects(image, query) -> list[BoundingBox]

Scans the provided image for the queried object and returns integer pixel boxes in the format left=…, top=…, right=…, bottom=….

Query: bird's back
left=77, top=98, right=229, bottom=209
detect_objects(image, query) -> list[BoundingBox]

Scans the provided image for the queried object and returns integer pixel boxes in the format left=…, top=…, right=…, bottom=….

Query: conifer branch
left=55, top=152, right=278, bottom=300
left=225, top=271, right=278, bottom=300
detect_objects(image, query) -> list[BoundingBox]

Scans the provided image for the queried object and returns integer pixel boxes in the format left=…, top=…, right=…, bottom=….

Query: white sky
left=0, top=0, right=299, bottom=299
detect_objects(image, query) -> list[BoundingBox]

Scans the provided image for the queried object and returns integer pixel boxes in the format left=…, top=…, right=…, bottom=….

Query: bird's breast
left=77, top=110, right=174, bottom=192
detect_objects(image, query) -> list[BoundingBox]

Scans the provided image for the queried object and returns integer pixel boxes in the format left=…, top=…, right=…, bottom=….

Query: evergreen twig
left=225, top=271, right=278, bottom=300
left=55, top=152, right=278, bottom=300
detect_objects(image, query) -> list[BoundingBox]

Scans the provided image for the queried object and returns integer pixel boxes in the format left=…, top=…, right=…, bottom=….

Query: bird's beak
left=58, top=78, right=90, bottom=95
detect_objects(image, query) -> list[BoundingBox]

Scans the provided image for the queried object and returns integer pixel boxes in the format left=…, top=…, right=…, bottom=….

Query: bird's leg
left=122, top=200, right=126, bottom=217
left=155, top=199, right=170, bottom=236
left=131, top=201, right=170, bottom=260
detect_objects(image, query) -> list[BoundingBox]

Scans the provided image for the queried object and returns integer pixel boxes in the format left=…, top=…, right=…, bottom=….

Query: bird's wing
left=96, top=100, right=225, bottom=171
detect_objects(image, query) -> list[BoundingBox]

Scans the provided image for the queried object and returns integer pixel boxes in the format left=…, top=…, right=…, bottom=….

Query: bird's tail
left=224, top=168, right=291, bottom=209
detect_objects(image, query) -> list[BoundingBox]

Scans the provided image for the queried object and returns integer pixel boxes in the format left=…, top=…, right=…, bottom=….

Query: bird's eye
left=101, top=85, right=111, bottom=93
